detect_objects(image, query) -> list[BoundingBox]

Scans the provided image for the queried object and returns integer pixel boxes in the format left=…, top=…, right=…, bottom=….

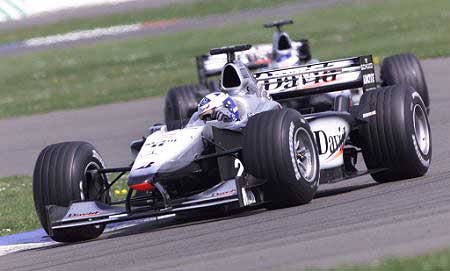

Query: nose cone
left=128, top=167, right=155, bottom=187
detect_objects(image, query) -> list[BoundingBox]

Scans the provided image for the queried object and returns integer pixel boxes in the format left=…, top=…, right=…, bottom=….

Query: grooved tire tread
left=242, top=108, right=319, bottom=207
left=33, top=141, right=106, bottom=242
left=360, top=85, right=431, bottom=182
left=381, top=53, right=429, bottom=112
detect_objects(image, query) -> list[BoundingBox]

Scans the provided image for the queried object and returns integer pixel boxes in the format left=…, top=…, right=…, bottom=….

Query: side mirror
left=130, top=138, right=145, bottom=156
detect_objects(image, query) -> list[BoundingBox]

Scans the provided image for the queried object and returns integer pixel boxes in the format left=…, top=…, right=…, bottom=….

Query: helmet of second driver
left=271, top=32, right=299, bottom=69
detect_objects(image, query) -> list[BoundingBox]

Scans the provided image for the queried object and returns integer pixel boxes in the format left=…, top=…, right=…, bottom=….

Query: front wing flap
left=47, top=178, right=258, bottom=231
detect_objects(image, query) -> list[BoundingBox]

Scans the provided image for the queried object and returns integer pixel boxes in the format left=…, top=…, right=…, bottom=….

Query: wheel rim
left=413, top=104, right=430, bottom=155
left=82, top=162, right=105, bottom=201
left=294, top=127, right=317, bottom=182
left=81, top=161, right=107, bottom=231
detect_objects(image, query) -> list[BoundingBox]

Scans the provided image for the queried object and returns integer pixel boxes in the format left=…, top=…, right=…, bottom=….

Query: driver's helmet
left=198, top=92, right=240, bottom=122
left=272, top=49, right=299, bottom=69
left=272, top=32, right=299, bottom=69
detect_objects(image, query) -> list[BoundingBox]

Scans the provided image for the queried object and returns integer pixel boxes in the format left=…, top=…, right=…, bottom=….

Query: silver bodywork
left=130, top=53, right=377, bottom=183
left=129, top=61, right=280, bottom=184
left=46, top=53, right=377, bottom=233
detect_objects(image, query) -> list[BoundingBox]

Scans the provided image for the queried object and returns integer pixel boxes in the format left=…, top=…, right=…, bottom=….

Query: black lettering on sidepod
left=147, top=138, right=177, bottom=148
left=314, top=126, right=346, bottom=158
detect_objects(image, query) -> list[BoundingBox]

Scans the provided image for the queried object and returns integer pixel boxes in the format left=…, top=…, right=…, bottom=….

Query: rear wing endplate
left=254, top=55, right=377, bottom=100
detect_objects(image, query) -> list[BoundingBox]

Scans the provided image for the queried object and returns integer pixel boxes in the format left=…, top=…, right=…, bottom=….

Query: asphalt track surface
left=0, top=57, right=449, bottom=270
left=0, top=0, right=357, bottom=55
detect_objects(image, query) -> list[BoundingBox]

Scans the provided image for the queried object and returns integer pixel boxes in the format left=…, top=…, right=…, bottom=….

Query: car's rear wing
left=254, top=55, right=377, bottom=101
left=196, top=43, right=272, bottom=84
left=196, top=40, right=311, bottom=84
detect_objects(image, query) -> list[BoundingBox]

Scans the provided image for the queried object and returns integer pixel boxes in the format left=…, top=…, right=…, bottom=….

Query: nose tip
left=129, top=181, right=154, bottom=191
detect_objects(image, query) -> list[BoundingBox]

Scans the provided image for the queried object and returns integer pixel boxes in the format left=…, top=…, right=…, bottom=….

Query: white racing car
left=33, top=44, right=431, bottom=243
left=165, top=20, right=430, bottom=130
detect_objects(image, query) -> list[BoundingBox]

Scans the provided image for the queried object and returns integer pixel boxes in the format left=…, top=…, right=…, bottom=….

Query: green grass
left=0, top=176, right=38, bottom=236
left=319, top=249, right=450, bottom=271
left=0, top=0, right=448, bottom=118
left=0, top=174, right=129, bottom=237
left=0, top=0, right=301, bottom=45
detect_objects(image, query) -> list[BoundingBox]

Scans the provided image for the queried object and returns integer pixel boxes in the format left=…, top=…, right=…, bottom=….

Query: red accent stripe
left=130, top=182, right=154, bottom=191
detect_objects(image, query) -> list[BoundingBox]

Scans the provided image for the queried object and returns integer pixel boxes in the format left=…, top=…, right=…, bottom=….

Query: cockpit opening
left=278, top=34, right=292, bottom=50
left=222, top=64, right=241, bottom=88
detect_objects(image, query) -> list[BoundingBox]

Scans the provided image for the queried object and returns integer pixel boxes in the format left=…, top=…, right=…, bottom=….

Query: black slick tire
left=242, top=108, right=319, bottom=207
left=359, top=85, right=432, bottom=182
left=381, top=53, right=429, bottom=113
left=33, top=141, right=108, bottom=242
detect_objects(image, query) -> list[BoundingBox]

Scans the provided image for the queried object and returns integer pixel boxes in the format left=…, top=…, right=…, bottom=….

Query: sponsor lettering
left=92, top=150, right=105, bottom=167
left=289, top=122, right=301, bottom=180
left=412, top=134, right=430, bottom=167
left=362, top=110, right=376, bottom=118
left=361, top=63, right=374, bottom=71
left=363, top=73, right=375, bottom=85
left=212, top=189, right=237, bottom=198
left=146, top=138, right=177, bottom=148
left=68, top=211, right=100, bottom=218
left=255, top=63, right=338, bottom=91
left=313, top=126, right=347, bottom=158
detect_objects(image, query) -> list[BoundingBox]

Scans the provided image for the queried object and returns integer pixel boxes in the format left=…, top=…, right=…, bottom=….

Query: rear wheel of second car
left=164, top=84, right=210, bottom=130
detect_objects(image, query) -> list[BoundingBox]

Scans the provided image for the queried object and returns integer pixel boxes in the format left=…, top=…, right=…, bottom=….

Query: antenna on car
left=264, top=19, right=294, bottom=32
left=210, top=44, right=252, bottom=63
left=178, top=98, right=183, bottom=130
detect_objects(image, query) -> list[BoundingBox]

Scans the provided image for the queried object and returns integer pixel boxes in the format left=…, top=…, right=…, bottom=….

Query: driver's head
left=272, top=32, right=299, bottom=68
left=198, top=92, right=240, bottom=122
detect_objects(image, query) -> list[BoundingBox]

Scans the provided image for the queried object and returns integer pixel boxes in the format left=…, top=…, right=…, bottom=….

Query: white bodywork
left=131, top=126, right=205, bottom=181
left=202, top=41, right=307, bottom=75
left=129, top=89, right=280, bottom=183
left=308, top=117, right=350, bottom=169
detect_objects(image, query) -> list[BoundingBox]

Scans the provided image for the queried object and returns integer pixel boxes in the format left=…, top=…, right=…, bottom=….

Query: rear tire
left=242, top=108, right=319, bottom=207
left=381, top=53, right=429, bottom=112
left=33, top=141, right=108, bottom=242
left=164, top=84, right=209, bottom=130
left=359, top=85, right=431, bottom=182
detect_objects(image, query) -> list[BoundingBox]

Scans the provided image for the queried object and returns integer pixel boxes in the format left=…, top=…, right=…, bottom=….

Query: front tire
left=242, top=108, right=319, bottom=207
left=359, top=85, right=431, bottom=182
left=33, top=141, right=108, bottom=242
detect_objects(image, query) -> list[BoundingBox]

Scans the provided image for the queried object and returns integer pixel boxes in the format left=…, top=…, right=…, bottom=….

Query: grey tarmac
left=0, top=57, right=449, bottom=270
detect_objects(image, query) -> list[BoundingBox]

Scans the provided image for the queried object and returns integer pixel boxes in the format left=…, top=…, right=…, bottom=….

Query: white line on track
left=0, top=242, right=54, bottom=257
left=0, top=215, right=175, bottom=257
left=21, top=19, right=178, bottom=47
